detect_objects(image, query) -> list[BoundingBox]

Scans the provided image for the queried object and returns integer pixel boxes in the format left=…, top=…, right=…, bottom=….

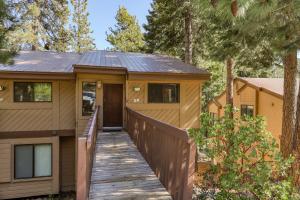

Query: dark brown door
left=103, top=84, right=123, bottom=127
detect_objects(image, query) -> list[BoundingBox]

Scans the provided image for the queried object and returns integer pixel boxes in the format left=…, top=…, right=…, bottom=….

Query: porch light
left=97, top=81, right=102, bottom=89
left=133, top=86, right=141, bottom=92
left=0, top=85, right=6, bottom=91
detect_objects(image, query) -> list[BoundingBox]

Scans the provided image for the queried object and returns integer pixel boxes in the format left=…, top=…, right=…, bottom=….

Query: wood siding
left=0, top=137, right=59, bottom=200
left=126, top=80, right=202, bottom=128
left=0, top=80, right=75, bottom=132
left=60, top=136, right=75, bottom=192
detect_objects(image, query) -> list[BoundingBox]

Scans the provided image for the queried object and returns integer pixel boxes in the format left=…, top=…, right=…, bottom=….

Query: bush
left=190, top=106, right=299, bottom=200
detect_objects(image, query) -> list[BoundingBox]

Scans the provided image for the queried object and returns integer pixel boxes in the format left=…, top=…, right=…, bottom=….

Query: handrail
left=126, top=107, right=196, bottom=200
left=76, top=106, right=99, bottom=200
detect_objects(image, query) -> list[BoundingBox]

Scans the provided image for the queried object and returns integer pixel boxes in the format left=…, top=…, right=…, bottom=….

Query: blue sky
left=88, top=0, right=152, bottom=50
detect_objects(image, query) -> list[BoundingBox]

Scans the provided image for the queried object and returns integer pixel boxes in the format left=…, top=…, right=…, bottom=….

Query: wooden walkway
left=89, top=131, right=172, bottom=200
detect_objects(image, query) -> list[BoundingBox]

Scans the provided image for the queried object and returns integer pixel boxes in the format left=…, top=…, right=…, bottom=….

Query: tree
left=190, top=107, right=299, bottom=199
left=70, top=0, right=95, bottom=53
left=6, top=0, right=71, bottom=51
left=0, top=0, right=15, bottom=63
left=144, top=0, right=196, bottom=62
left=106, top=6, right=144, bottom=52
left=238, top=0, right=299, bottom=163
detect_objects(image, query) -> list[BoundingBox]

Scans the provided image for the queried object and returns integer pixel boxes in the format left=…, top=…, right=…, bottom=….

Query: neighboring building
left=0, top=50, right=209, bottom=199
left=208, top=78, right=284, bottom=145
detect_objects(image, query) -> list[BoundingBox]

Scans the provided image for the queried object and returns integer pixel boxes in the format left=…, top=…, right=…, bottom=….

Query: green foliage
left=143, top=0, right=191, bottom=58
left=6, top=0, right=71, bottom=52
left=190, top=106, right=299, bottom=199
left=106, top=6, right=144, bottom=52
left=70, top=0, right=95, bottom=53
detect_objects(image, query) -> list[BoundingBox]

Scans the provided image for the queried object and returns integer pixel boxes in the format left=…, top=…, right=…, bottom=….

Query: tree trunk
left=184, top=5, right=192, bottom=64
left=291, top=52, right=300, bottom=185
left=226, top=57, right=234, bottom=108
left=281, top=50, right=298, bottom=158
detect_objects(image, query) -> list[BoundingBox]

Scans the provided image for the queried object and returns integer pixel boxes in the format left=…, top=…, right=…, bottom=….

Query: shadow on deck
left=89, top=131, right=171, bottom=199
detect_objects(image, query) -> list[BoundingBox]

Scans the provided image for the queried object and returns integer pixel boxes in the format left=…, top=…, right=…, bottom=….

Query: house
left=0, top=50, right=210, bottom=199
left=208, top=77, right=284, bottom=145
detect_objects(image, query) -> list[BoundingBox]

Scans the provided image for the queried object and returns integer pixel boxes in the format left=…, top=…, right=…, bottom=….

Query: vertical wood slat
left=126, top=107, right=196, bottom=200
left=76, top=106, right=99, bottom=200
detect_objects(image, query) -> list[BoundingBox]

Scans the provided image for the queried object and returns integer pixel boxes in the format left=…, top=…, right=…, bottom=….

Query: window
left=148, top=83, right=180, bottom=103
left=241, top=105, right=254, bottom=118
left=14, top=82, right=52, bottom=102
left=14, top=144, right=52, bottom=179
left=82, top=82, right=96, bottom=116
left=209, top=112, right=218, bottom=120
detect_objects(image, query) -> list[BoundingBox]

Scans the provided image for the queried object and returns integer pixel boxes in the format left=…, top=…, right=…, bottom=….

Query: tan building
left=0, top=50, right=209, bottom=199
left=208, top=78, right=284, bottom=144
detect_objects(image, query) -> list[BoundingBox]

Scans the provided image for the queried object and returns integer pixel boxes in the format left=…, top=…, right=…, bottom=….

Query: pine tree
left=6, top=0, right=71, bottom=52
left=106, top=6, right=144, bottom=52
left=70, top=0, right=95, bottom=53
left=0, top=0, right=15, bottom=63
left=144, top=0, right=187, bottom=59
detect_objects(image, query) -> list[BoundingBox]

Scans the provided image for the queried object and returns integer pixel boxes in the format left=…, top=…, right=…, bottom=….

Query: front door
left=103, top=84, right=123, bottom=127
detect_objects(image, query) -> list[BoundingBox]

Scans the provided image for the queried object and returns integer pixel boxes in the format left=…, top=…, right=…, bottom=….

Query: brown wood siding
left=60, top=136, right=75, bottom=192
left=0, top=137, right=59, bottom=200
left=0, top=80, right=75, bottom=132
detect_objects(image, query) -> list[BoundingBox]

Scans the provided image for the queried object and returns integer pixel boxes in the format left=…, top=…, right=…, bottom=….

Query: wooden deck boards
left=89, top=131, right=172, bottom=200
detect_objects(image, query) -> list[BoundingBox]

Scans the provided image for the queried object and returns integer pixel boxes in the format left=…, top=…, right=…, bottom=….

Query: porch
left=76, top=106, right=196, bottom=200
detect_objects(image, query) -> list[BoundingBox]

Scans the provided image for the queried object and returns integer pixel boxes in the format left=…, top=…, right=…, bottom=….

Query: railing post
left=77, top=137, right=87, bottom=200
left=182, top=141, right=196, bottom=200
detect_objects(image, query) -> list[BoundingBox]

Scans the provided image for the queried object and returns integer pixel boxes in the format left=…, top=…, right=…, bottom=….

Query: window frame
left=147, top=83, right=180, bottom=104
left=14, top=143, right=53, bottom=180
left=82, top=81, right=97, bottom=117
left=13, top=82, right=53, bottom=103
left=240, top=104, right=254, bottom=119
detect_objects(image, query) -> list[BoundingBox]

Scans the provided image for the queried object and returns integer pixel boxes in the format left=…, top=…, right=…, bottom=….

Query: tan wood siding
left=0, top=144, right=11, bottom=183
left=258, top=91, right=283, bottom=145
left=0, top=137, right=59, bottom=200
left=0, top=80, right=75, bottom=132
left=59, top=81, right=76, bottom=130
left=126, top=80, right=203, bottom=129
left=60, top=136, right=75, bottom=192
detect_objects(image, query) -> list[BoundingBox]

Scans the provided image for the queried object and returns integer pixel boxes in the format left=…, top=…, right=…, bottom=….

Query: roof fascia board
left=0, top=71, right=75, bottom=80
left=235, top=78, right=283, bottom=99
left=128, top=72, right=210, bottom=81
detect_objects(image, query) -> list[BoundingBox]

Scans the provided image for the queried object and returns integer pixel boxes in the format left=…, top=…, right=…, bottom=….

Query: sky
left=88, top=0, right=152, bottom=50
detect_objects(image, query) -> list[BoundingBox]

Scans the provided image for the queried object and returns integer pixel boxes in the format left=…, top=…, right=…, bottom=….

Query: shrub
left=190, top=106, right=299, bottom=200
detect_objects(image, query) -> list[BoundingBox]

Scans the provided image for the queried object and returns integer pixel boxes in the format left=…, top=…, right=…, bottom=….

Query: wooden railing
left=126, top=107, right=196, bottom=200
left=76, top=106, right=99, bottom=200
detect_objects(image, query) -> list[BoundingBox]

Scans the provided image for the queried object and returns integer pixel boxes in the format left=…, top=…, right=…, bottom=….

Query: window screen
left=34, top=144, right=52, bottom=177
left=15, top=145, right=33, bottom=179
left=241, top=105, right=254, bottom=118
left=82, top=82, right=96, bottom=116
left=14, top=144, right=52, bottom=179
left=14, top=82, right=52, bottom=102
left=148, top=83, right=180, bottom=103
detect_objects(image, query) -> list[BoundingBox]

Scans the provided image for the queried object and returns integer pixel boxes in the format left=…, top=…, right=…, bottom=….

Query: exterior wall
left=258, top=91, right=283, bottom=145
left=0, top=79, right=75, bottom=199
left=60, top=136, right=75, bottom=191
left=208, top=80, right=282, bottom=144
left=0, top=80, right=76, bottom=132
left=126, top=80, right=203, bottom=128
left=0, top=137, right=59, bottom=199
left=76, top=74, right=126, bottom=135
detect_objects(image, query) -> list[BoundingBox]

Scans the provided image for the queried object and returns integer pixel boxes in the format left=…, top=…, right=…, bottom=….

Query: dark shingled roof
left=0, top=50, right=209, bottom=76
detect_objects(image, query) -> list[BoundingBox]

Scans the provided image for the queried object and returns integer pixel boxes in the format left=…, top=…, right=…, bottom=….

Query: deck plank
left=89, top=131, right=172, bottom=200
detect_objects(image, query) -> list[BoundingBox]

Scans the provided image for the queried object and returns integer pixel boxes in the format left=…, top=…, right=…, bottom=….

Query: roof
left=209, top=77, right=286, bottom=107
left=0, top=51, right=80, bottom=73
left=0, top=50, right=209, bottom=77
left=238, top=77, right=284, bottom=96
